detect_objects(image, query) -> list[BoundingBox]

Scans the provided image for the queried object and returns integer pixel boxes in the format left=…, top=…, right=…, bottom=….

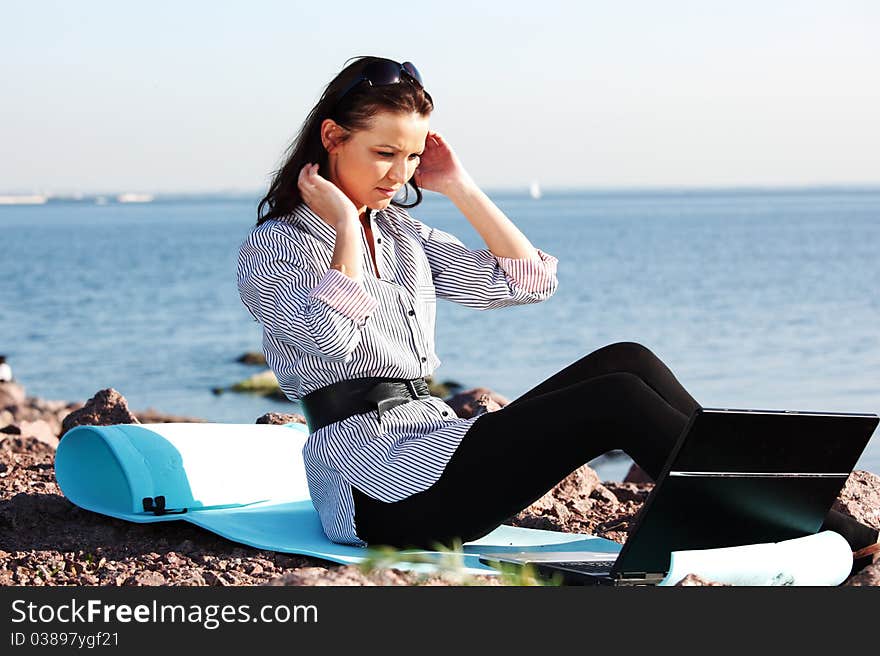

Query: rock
left=265, top=565, right=474, bottom=586
left=0, top=383, right=26, bottom=408
left=231, top=370, right=280, bottom=395
left=0, top=409, right=15, bottom=428
left=237, top=352, right=267, bottom=365
left=424, top=376, right=463, bottom=399
left=38, top=414, right=62, bottom=438
left=674, top=574, right=728, bottom=586
left=133, top=409, right=205, bottom=424
left=17, top=420, right=58, bottom=450
left=0, top=435, right=57, bottom=456
left=532, top=464, right=603, bottom=509
left=831, top=471, right=880, bottom=529
left=446, top=387, right=509, bottom=419
left=31, top=399, right=70, bottom=414
left=132, top=571, right=167, bottom=586
left=623, top=462, right=653, bottom=484
left=602, top=481, right=653, bottom=504
left=256, top=412, right=307, bottom=425
left=0, top=424, right=22, bottom=435
left=844, top=560, right=880, bottom=586
left=473, top=394, right=501, bottom=417
left=507, top=464, right=624, bottom=535
left=204, top=571, right=231, bottom=586
left=180, top=572, right=207, bottom=586
left=270, top=566, right=370, bottom=586
left=60, top=388, right=139, bottom=438
left=175, top=540, right=198, bottom=555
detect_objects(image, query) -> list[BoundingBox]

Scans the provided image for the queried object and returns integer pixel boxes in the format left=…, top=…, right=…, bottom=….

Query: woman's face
left=323, top=110, right=429, bottom=217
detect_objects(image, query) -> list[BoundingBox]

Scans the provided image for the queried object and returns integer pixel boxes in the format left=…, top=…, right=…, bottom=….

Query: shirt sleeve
left=237, top=224, right=379, bottom=363
left=410, top=215, right=559, bottom=310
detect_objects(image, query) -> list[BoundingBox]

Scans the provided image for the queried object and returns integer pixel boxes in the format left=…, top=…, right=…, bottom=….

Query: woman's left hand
left=413, top=131, right=473, bottom=196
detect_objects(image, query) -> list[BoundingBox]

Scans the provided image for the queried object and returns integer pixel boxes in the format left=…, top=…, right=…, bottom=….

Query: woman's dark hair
left=256, top=56, right=434, bottom=225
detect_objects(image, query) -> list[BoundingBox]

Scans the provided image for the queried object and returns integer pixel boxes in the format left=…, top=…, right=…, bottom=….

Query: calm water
left=2, top=188, right=878, bottom=480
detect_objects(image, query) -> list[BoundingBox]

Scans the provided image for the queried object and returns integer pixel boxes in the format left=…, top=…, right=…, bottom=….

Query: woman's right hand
left=297, top=163, right=359, bottom=230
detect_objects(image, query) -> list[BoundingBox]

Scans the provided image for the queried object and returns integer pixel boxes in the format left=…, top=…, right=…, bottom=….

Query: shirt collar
left=289, top=202, right=388, bottom=248
left=286, top=202, right=336, bottom=248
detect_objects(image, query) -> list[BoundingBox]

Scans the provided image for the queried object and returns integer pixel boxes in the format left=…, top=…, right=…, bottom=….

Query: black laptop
left=478, top=407, right=879, bottom=586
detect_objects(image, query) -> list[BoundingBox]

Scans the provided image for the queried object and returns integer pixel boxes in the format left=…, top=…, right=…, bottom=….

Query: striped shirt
left=237, top=201, right=559, bottom=546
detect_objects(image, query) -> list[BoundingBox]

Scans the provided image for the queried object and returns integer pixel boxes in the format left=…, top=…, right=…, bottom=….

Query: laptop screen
left=613, top=408, right=877, bottom=576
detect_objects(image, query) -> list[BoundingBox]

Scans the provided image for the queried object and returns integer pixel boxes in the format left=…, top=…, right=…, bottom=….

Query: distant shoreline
left=2, top=184, right=880, bottom=206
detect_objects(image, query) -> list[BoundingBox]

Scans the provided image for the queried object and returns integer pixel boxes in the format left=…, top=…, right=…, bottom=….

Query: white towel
left=657, top=530, right=853, bottom=586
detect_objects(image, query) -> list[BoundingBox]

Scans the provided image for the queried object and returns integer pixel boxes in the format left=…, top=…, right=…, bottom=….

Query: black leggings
left=352, top=341, right=702, bottom=550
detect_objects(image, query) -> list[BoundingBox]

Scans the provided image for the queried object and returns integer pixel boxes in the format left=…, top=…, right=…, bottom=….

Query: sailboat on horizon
left=529, top=180, right=542, bottom=199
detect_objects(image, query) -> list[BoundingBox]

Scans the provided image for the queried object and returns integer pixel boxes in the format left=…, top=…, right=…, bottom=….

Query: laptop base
left=534, top=562, right=666, bottom=586
left=478, top=556, right=666, bottom=586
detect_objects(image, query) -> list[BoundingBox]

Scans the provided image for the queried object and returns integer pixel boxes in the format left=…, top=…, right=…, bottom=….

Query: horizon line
left=3, top=181, right=880, bottom=198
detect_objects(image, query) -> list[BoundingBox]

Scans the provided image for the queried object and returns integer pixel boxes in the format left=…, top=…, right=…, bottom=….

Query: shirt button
left=408, top=310, right=415, bottom=316
left=442, top=411, right=449, bottom=417
left=376, top=238, right=381, bottom=243
left=420, top=356, right=427, bottom=362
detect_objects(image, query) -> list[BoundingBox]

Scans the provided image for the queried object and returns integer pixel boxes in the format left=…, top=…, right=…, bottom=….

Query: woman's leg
left=353, top=371, right=689, bottom=550
left=508, top=341, right=700, bottom=420
left=504, top=341, right=701, bottom=481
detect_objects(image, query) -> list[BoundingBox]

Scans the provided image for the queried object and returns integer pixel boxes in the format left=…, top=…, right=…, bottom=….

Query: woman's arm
left=393, top=207, right=558, bottom=310
left=447, top=178, right=543, bottom=264
left=237, top=224, right=378, bottom=363
left=329, top=218, right=365, bottom=282
left=449, top=182, right=541, bottom=264
left=298, top=162, right=367, bottom=283
left=414, top=131, right=543, bottom=264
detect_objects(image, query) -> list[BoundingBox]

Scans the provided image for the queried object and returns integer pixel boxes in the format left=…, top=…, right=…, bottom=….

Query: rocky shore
left=1, top=380, right=878, bottom=586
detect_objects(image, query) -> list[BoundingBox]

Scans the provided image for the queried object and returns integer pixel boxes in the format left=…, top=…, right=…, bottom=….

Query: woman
left=237, top=56, right=701, bottom=550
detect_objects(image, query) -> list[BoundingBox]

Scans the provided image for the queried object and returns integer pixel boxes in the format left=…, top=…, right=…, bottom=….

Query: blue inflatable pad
left=55, top=422, right=622, bottom=577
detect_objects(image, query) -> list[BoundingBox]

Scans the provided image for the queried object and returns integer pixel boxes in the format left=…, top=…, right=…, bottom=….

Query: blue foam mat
left=55, top=422, right=621, bottom=577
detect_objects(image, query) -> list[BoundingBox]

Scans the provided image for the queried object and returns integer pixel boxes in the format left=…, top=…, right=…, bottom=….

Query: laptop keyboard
left=546, top=561, right=616, bottom=571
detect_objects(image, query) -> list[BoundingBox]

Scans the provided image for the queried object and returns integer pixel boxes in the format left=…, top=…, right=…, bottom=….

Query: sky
left=2, top=0, right=879, bottom=194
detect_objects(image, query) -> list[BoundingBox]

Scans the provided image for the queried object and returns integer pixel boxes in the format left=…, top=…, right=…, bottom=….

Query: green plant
left=357, top=538, right=563, bottom=586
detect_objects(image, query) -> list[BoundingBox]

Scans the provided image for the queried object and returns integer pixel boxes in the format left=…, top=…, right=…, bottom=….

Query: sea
left=1, top=188, right=878, bottom=481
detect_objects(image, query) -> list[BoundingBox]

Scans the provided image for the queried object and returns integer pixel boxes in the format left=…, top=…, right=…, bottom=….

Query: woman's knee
left=594, top=370, right=650, bottom=396
left=563, top=341, right=652, bottom=374
left=599, top=340, right=658, bottom=363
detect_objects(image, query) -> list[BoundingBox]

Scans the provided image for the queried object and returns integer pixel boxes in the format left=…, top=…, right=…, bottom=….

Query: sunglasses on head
left=336, top=59, right=432, bottom=106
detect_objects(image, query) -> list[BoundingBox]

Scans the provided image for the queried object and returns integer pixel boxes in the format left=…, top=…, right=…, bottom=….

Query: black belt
left=300, top=376, right=431, bottom=433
